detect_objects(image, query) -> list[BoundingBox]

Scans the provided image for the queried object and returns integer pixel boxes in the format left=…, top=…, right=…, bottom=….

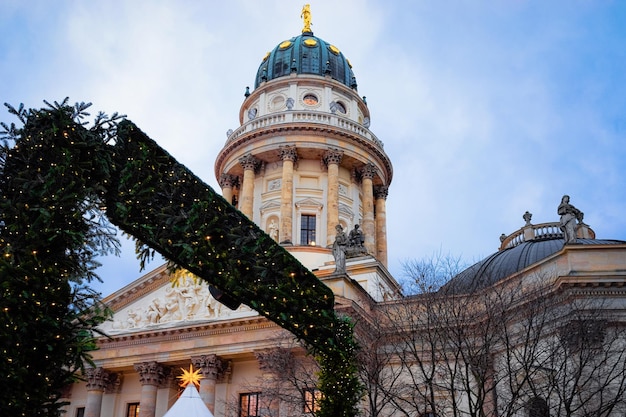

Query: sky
left=2, top=1, right=626, bottom=297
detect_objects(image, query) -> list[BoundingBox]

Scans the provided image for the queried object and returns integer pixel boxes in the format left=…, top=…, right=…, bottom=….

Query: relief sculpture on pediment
left=107, top=274, right=254, bottom=332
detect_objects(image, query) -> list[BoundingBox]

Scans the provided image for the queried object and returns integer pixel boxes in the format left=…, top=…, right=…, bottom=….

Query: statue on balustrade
left=558, top=195, right=584, bottom=244
left=348, top=224, right=364, bottom=249
left=345, top=224, right=368, bottom=257
left=332, top=224, right=348, bottom=274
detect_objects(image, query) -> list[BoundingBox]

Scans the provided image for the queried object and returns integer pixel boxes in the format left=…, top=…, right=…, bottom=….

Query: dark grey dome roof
left=442, top=238, right=626, bottom=294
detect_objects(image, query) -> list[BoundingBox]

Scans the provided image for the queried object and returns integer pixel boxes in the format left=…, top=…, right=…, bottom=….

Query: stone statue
left=348, top=224, right=364, bottom=249
left=332, top=224, right=348, bottom=273
left=301, top=4, right=312, bottom=33
left=558, top=195, right=583, bottom=244
left=268, top=219, right=278, bottom=241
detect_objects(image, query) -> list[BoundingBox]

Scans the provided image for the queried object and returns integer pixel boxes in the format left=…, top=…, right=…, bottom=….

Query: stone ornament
left=105, top=275, right=254, bottom=333
left=332, top=225, right=348, bottom=274
left=558, top=195, right=584, bottom=244
left=331, top=223, right=369, bottom=274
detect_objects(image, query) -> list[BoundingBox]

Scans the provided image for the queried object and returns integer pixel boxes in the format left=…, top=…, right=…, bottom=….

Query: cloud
left=2, top=1, right=626, bottom=296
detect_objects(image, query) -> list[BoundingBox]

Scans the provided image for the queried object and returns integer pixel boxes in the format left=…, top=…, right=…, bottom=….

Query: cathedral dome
left=440, top=215, right=625, bottom=294
left=442, top=237, right=626, bottom=294
left=254, top=31, right=357, bottom=90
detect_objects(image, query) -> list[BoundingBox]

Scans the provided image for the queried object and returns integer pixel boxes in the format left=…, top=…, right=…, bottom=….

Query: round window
left=303, top=94, right=318, bottom=106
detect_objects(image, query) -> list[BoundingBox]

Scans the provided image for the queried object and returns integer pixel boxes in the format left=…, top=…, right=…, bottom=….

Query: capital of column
left=191, top=354, right=228, bottom=381
left=239, top=154, right=261, bottom=172
left=219, top=173, right=239, bottom=188
left=85, top=367, right=115, bottom=392
left=322, top=148, right=344, bottom=166
left=134, top=361, right=170, bottom=387
left=278, top=145, right=298, bottom=162
left=373, top=185, right=389, bottom=200
left=360, top=162, right=377, bottom=180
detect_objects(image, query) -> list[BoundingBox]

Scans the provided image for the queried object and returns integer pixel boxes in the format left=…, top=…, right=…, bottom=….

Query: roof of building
left=441, top=221, right=626, bottom=294
left=254, top=31, right=357, bottom=90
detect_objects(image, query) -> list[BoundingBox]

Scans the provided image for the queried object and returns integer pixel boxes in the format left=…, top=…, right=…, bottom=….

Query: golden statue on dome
left=301, top=4, right=312, bottom=33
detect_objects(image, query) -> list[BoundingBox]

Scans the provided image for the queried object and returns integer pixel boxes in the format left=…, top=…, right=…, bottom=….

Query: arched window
left=526, top=397, right=549, bottom=417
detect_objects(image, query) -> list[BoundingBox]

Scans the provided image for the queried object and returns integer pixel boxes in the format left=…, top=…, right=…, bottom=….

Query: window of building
left=300, top=214, right=316, bottom=245
left=304, top=388, right=322, bottom=413
left=127, top=402, right=140, bottom=417
left=75, top=407, right=85, bottom=417
left=303, top=94, right=318, bottom=106
left=326, top=51, right=346, bottom=83
left=526, top=397, right=549, bottom=417
left=560, top=318, right=606, bottom=351
left=240, top=392, right=260, bottom=417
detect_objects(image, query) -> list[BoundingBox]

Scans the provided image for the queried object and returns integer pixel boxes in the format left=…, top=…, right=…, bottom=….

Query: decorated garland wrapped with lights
left=106, top=120, right=340, bottom=348
left=1, top=104, right=363, bottom=417
left=0, top=100, right=120, bottom=416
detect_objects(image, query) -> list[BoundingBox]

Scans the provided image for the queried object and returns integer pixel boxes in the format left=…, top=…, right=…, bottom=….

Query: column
left=255, top=349, right=291, bottom=417
left=219, top=173, right=238, bottom=206
left=482, top=354, right=498, bottom=417
left=278, top=145, right=297, bottom=245
left=360, top=163, right=377, bottom=256
left=374, top=185, right=389, bottom=267
left=191, top=354, right=227, bottom=414
left=134, top=362, right=170, bottom=417
left=238, top=154, right=260, bottom=219
left=84, top=368, right=110, bottom=417
left=323, top=148, right=344, bottom=246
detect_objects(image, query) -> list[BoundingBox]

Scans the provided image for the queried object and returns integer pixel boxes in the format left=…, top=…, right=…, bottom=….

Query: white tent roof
left=163, top=384, right=214, bottom=417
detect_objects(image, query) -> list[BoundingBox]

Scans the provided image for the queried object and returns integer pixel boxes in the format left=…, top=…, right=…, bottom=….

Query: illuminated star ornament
left=177, top=365, right=204, bottom=388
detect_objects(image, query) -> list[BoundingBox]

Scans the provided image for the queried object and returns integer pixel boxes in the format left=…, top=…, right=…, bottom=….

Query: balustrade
left=500, top=222, right=565, bottom=250
left=226, top=110, right=383, bottom=148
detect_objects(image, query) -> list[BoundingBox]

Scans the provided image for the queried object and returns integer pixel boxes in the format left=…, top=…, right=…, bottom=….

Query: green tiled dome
left=254, top=31, right=357, bottom=90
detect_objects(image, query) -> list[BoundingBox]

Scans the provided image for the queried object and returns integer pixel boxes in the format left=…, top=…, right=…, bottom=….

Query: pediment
left=99, top=265, right=257, bottom=335
left=260, top=199, right=281, bottom=214
left=338, top=203, right=354, bottom=218
left=294, top=197, right=323, bottom=210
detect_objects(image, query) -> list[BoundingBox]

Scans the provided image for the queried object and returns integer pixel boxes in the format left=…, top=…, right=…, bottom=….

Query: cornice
left=557, top=277, right=626, bottom=293
left=102, top=264, right=171, bottom=312
left=215, top=123, right=392, bottom=185
left=98, top=316, right=279, bottom=349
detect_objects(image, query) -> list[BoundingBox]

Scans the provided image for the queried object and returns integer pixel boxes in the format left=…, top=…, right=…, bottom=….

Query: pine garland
left=0, top=100, right=119, bottom=416
left=1, top=105, right=363, bottom=417
left=106, top=121, right=364, bottom=416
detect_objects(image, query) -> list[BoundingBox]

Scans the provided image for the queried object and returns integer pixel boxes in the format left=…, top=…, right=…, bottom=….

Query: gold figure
left=301, top=4, right=312, bottom=33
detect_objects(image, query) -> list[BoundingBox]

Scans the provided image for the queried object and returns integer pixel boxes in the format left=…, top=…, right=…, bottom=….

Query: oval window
left=303, top=94, right=318, bottom=105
